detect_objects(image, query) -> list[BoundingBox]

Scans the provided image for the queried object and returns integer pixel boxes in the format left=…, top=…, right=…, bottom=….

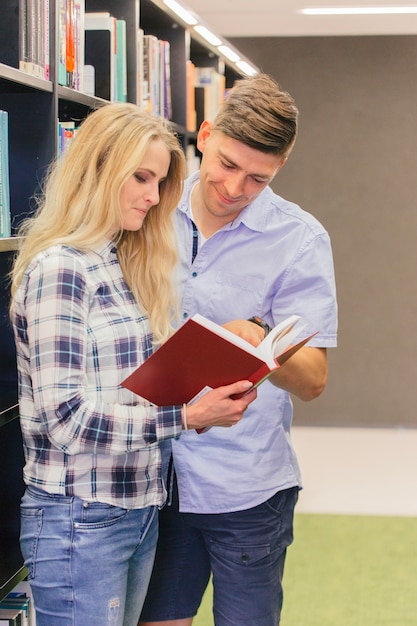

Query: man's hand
left=222, top=319, right=265, bottom=347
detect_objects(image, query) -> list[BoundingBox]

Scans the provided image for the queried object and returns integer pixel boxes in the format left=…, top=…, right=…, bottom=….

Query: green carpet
left=194, top=513, right=417, bottom=625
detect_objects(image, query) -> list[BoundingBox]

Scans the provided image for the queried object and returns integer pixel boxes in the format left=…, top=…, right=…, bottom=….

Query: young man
left=140, top=73, right=338, bottom=626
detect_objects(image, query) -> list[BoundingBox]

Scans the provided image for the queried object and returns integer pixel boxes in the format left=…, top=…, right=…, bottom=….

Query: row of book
left=19, top=0, right=50, bottom=80
left=57, top=120, right=78, bottom=159
left=18, top=4, right=225, bottom=125
left=0, top=110, right=11, bottom=239
left=186, top=63, right=226, bottom=132
left=138, top=29, right=172, bottom=120
left=0, top=581, right=35, bottom=625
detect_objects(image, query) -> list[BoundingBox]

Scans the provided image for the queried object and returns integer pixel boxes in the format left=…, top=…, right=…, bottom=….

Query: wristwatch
left=247, top=316, right=272, bottom=337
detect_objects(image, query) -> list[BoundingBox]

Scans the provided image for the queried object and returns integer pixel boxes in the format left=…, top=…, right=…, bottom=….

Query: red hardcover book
left=122, top=313, right=317, bottom=406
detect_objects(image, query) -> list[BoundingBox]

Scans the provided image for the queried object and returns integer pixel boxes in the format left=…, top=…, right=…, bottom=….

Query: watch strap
left=247, top=315, right=272, bottom=337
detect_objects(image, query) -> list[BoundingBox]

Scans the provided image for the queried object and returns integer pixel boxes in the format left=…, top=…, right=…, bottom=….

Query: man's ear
left=278, top=156, right=288, bottom=171
left=196, top=120, right=212, bottom=153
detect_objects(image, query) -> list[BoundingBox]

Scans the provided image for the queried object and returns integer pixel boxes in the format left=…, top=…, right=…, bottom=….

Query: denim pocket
left=20, top=506, right=43, bottom=580
left=74, top=501, right=128, bottom=529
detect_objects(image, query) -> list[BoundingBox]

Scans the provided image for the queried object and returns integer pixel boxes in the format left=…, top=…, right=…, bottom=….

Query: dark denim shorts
left=140, top=478, right=299, bottom=626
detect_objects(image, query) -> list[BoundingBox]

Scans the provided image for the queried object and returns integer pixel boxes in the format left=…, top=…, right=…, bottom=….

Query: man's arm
left=222, top=319, right=328, bottom=401
left=269, top=346, right=327, bottom=401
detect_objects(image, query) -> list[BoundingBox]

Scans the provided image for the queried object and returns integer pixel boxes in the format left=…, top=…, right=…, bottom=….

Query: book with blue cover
left=0, top=110, right=11, bottom=238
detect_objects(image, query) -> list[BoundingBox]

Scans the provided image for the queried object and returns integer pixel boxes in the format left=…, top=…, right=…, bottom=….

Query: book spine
left=65, top=0, right=75, bottom=88
left=73, top=0, right=85, bottom=91
left=26, top=0, right=36, bottom=76
left=36, top=0, right=44, bottom=78
left=0, top=111, right=11, bottom=238
left=43, top=0, right=50, bottom=79
left=57, top=0, right=67, bottom=85
left=136, top=28, right=144, bottom=107
left=116, top=19, right=127, bottom=102
left=19, top=0, right=28, bottom=72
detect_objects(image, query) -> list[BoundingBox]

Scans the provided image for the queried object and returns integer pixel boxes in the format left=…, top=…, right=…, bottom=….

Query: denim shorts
left=20, top=486, right=158, bottom=626
left=140, top=478, right=299, bottom=626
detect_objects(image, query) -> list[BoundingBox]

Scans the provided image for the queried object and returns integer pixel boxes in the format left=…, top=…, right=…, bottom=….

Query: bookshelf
left=0, top=0, right=251, bottom=603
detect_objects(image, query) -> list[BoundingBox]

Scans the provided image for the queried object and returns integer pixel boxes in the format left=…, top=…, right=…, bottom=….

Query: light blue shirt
left=172, top=171, right=338, bottom=513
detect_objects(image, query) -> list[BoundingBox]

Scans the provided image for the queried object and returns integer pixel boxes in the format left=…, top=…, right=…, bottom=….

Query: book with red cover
left=121, top=314, right=317, bottom=406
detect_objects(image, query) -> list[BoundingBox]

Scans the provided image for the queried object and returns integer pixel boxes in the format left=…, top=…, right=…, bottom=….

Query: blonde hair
left=10, top=102, right=186, bottom=344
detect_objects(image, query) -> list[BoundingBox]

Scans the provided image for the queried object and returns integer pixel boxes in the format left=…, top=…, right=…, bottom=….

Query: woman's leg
left=20, top=486, right=158, bottom=626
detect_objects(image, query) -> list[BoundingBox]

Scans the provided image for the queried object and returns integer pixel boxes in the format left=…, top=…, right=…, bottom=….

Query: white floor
left=291, top=426, right=417, bottom=517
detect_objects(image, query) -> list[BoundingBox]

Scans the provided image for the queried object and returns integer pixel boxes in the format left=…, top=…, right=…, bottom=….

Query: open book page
left=191, top=313, right=266, bottom=355
left=255, top=315, right=305, bottom=366
left=191, top=313, right=304, bottom=367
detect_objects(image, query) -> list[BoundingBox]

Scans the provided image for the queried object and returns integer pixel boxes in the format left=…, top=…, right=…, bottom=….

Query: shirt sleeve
left=271, top=230, right=338, bottom=346
left=22, top=251, right=182, bottom=455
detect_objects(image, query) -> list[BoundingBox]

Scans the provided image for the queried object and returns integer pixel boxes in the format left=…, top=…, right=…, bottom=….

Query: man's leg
left=139, top=480, right=211, bottom=624
left=199, top=487, right=299, bottom=626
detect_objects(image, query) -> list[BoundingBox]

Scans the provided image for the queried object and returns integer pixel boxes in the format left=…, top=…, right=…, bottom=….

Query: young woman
left=9, top=103, right=256, bottom=626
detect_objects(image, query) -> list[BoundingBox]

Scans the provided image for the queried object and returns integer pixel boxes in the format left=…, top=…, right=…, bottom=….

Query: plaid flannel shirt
left=12, top=240, right=182, bottom=509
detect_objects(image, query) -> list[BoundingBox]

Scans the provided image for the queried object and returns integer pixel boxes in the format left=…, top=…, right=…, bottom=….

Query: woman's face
left=119, top=138, right=171, bottom=233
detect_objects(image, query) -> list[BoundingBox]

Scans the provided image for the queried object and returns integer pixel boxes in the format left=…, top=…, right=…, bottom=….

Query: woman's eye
left=134, top=173, right=146, bottom=183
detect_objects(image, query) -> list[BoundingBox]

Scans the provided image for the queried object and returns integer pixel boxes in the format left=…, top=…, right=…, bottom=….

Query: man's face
left=196, top=123, right=285, bottom=226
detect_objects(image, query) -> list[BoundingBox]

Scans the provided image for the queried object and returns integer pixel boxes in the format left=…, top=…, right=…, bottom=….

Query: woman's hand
left=184, top=380, right=257, bottom=431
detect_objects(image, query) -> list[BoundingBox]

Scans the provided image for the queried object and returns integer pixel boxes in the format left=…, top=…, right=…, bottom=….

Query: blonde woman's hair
left=10, top=102, right=186, bottom=344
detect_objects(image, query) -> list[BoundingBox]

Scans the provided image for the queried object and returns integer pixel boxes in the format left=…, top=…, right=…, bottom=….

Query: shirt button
left=183, top=312, right=189, bottom=319
left=192, top=272, right=197, bottom=277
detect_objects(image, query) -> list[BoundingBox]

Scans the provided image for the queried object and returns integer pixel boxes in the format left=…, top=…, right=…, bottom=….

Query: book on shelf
left=136, top=28, right=145, bottom=108
left=116, top=19, right=127, bottom=102
left=19, top=0, right=48, bottom=79
left=0, top=596, right=30, bottom=626
left=65, top=0, right=75, bottom=88
left=56, top=0, right=84, bottom=88
left=159, top=39, right=172, bottom=119
left=0, top=110, right=11, bottom=239
left=43, top=0, right=50, bottom=80
left=84, top=12, right=118, bottom=101
left=6, top=582, right=35, bottom=626
left=122, top=313, right=317, bottom=407
left=194, top=66, right=226, bottom=124
left=57, top=0, right=66, bottom=85
left=186, top=60, right=196, bottom=132
left=73, top=0, right=85, bottom=91
left=142, top=34, right=159, bottom=115
left=58, top=120, right=78, bottom=158
left=0, top=606, right=23, bottom=625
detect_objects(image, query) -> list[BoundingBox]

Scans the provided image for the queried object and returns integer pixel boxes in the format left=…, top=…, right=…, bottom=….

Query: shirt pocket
left=208, top=271, right=268, bottom=320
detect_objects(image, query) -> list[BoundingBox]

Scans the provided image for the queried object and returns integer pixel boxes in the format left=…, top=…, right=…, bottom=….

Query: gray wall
left=231, top=35, right=417, bottom=427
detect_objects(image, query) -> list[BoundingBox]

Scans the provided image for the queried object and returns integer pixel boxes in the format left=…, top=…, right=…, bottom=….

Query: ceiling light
left=217, top=45, right=240, bottom=63
left=193, top=25, right=222, bottom=46
left=300, top=6, right=417, bottom=15
left=163, top=0, right=198, bottom=25
left=236, top=61, right=258, bottom=77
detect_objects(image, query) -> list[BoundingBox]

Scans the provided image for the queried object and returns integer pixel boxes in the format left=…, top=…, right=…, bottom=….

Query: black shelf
left=0, top=0, right=250, bottom=600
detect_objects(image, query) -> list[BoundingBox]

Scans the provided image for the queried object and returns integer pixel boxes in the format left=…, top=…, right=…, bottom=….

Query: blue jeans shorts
left=20, top=486, right=158, bottom=626
left=140, top=478, right=299, bottom=626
